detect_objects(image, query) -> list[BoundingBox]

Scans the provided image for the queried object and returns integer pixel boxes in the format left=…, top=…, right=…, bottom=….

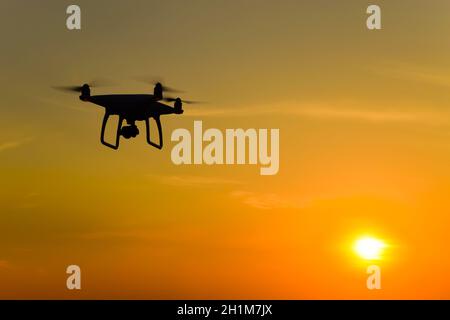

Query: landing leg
left=100, top=112, right=123, bottom=150
left=145, top=117, right=163, bottom=149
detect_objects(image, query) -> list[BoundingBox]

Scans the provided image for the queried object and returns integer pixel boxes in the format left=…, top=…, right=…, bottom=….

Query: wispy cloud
left=150, top=174, right=244, bottom=187
left=231, top=190, right=308, bottom=210
left=370, top=63, right=450, bottom=88
left=0, top=260, right=10, bottom=269
left=16, top=192, right=41, bottom=209
left=0, top=137, right=33, bottom=153
left=285, top=106, right=426, bottom=123
left=38, top=97, right=97, bottom=113
left=185, top=103, right=447, bottom=125
left=69, top=228, right=210, bottom=248
left=76, top=230, right=152, bottom=241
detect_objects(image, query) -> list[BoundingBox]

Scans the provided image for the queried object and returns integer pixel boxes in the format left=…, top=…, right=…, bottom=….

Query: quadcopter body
left=57, top=82, right=196, bottom=150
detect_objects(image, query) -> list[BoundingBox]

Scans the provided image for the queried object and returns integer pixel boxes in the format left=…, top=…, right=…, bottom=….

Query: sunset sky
left=1, top=0, right=450, bottom=299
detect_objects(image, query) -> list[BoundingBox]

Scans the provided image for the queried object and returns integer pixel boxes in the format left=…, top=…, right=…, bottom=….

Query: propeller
left=52, top=79, right=114, bottom=93
left=133, top=76, right=184, bottom=93
left=162, top=97, right=203, bottom=104
left=52, top=85, right=86, bottom=93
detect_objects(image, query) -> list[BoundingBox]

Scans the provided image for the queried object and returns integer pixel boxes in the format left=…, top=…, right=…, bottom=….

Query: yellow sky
left=1, top=0, right=450, bottom=298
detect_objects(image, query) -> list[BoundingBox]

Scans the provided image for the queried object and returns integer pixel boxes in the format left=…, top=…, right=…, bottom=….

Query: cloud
left=69, top=228, right=211, bottom=249
left=38, top=97, right=96, bottom=113
left=150, top=174, right=244, bottom=187
left=16, top=192, right=41, bottom=209
left=184, top=107, right=234, bottom=117
left=285, top=106, right=425, bottom=123
left=0, top=260, right=10, bottom=268
left=370, top=64, right=450, bottom=88
left=185, top=103, right=447, bottom=125
left=0, top=138, right=33, bottom=153
left=75, top=230, right=152, bottom=241
left=231, top=190, right=308, bottom=210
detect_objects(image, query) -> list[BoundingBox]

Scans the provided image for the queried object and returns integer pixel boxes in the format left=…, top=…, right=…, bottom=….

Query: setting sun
left=354, top=237, right=386, bottom=261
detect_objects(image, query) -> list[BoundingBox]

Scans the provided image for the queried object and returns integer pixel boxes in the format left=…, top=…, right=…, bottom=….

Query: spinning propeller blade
left=133, top=76, right=184, bottom=93
left=52, top=78, right=113, bottom=93
left=52, top=85, right=84, bottom=93
left=162, top=97, right=204, bottom=104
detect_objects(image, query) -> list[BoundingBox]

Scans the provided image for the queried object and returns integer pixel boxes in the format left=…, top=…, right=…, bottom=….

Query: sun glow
left=354, top=237, right=386, bottom=260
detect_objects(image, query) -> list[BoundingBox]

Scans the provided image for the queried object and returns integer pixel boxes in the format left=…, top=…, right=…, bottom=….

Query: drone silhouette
left=54, top=81, right=199, bottom=150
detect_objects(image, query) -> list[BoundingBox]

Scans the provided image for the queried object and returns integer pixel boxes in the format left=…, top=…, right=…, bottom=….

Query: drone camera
left=120, top=125, right=139, bottom=139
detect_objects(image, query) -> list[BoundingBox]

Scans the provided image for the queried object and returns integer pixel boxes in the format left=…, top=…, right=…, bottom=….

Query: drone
left=54, top=81, right=198, bottom=150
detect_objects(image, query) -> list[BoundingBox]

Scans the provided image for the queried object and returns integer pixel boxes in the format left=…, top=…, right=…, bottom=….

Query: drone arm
left=100, top=112, right=123, bottom=150
left=145, top=116, right=163, bottom=149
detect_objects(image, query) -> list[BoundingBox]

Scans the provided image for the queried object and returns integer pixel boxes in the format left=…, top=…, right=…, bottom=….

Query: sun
left=354, top=237, right=386, bottom=260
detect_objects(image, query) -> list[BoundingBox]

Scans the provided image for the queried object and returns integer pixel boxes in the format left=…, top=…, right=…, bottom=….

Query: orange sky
left=1, top=0, right=450, bottom=299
